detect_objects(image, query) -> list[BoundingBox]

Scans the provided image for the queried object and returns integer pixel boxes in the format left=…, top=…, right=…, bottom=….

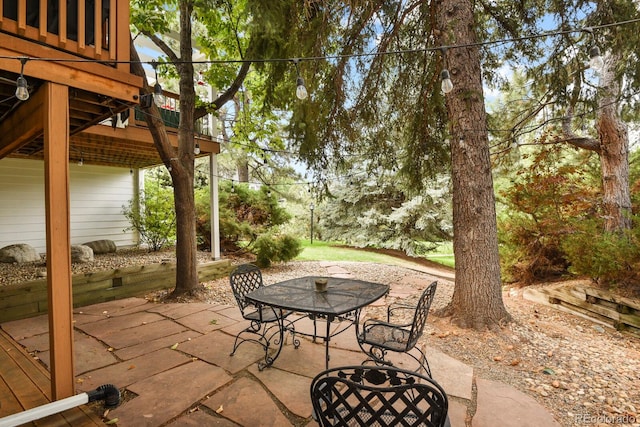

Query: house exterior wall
left=0, top=158, right=139, bottom=254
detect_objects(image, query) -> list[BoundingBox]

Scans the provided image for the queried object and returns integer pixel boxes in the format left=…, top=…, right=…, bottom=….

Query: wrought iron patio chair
left=310, top=364, right=449, bottom=427
left=356, top=281, right=437, bottom=376
left=229, top=263, right=297, bottom=369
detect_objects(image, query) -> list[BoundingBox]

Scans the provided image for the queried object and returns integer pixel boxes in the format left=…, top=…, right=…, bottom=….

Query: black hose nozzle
left=87, top=384, right=121, bottom=409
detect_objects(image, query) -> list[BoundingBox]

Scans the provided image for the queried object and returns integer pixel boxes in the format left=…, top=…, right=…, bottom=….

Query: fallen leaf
left=510, top=359, right=521, bottom=366
left=542, top=367, right=555, bottom=375
left=216, top=405, right=224, bottom=414
left=128, top=365, right=135, bottom=370
left=170, top=343, right=179, bottom=350
left=107, top=347, right=114, bottom=352
left=105, top=418, right=118, bottom=425
left=143, top=414, right=154, bottom=418
left=209, top=319, right=218, bottom=325
left=493, top=356, right=503, bottom=362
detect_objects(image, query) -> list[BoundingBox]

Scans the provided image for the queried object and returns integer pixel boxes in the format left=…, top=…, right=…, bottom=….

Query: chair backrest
left=310, top=365, right=448, bottom=427
left=229, top=264, right=263, bottom=313
left=405, top=281, right=437, bottom=350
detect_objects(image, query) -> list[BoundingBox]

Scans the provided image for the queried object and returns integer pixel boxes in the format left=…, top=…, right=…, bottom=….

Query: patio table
left=245, top=276, right=389, bottom=370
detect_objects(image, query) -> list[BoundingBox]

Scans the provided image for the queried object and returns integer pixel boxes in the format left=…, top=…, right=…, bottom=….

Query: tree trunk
left=171, top=0, right=199, bottom=296
left=597, top=51, right=631, bottom=232
left=435, top=0, right=510, bottom=329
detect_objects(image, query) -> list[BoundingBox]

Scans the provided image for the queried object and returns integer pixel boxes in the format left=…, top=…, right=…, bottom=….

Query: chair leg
left=230, top=320, right=270, bottom=356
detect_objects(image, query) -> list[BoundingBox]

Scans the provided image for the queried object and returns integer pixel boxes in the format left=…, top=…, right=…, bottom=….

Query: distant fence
left=0, top=259, right=233, bottom=323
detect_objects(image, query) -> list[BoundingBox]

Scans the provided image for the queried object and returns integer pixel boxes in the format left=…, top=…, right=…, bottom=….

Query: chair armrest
left=362, top=317, right=412, bottom=330
left=387, top=302, right=416, bottom=321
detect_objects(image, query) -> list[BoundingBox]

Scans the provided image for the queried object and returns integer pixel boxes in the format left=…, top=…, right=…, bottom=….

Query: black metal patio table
left=245, top=276, right=389, bottom=370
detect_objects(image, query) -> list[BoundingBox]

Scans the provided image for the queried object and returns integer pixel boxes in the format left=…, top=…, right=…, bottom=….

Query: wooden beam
left=0, top=87, right=46, bottom=159
left=43, top=82, right=75, bottom=400
left=0, top=36, right=142, bottom=101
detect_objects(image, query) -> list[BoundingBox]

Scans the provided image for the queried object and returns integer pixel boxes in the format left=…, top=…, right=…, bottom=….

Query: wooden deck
left=0, top=329, right=103, bottom=426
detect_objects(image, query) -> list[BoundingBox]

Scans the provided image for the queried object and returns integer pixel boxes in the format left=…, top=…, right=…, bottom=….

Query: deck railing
left=134, top=91, right=214, bottom=137
left=0, top=0, right=127, bottom=66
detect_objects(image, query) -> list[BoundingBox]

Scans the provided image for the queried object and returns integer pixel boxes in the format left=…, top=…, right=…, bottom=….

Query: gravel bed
left=2, top=251, right=639, bottom=427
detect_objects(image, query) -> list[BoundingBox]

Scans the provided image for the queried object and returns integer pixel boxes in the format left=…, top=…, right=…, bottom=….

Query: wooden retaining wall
left=524, top=282, right=640, bottom=337
left=0, top=259, right=233, bottom=323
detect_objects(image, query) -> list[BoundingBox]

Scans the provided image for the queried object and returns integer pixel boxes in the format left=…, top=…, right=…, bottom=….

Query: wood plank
left=0, top=330, right=51, bottom=414
left=0, top=330, right=103, bottom=426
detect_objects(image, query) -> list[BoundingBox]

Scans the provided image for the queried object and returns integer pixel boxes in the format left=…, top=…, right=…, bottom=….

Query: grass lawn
left=295, top=240, right=455, bottom=269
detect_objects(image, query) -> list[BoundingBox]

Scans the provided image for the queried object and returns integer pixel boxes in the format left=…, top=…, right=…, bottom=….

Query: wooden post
left=43, top=82, right=75, bottom=400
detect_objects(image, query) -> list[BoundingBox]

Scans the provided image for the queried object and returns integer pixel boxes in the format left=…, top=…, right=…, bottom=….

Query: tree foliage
left=320, top=167, right=452, bottom=256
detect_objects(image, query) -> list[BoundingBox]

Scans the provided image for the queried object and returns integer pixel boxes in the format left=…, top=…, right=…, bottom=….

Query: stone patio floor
left=0, top=263, right=561, bottom=427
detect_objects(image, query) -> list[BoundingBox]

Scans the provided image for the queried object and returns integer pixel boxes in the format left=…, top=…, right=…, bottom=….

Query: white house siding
left=0, top=158, right=139, bottom=254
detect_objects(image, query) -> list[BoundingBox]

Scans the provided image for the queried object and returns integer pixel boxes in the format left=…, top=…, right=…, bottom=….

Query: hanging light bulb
left=589, top=46, right=604, bottom=72
left=296, top=76, right=308, bottom=100
left=15, top=57, right=29, bottom=101
left=194, top=142, right=201, bottom=155
left=231, top=181, right=235, bottom=193
left=152, top=61, right=163, bottom=106
left=153, top=82, right=163, bottom=106
left=78, top=157, right=83, bottom=166
left=440, top=69, right=454, bottom=94
left=293, top=58, right=308, bottom=100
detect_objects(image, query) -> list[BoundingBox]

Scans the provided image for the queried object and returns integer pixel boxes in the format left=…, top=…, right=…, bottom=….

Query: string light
left=589, top=46, right=604, bottom=72
left=152, top=61, right=163, bottom=106
left=440, top=70, right=453, bottom=94
left=440, top=48, right=453, bottom=94
left=15, top=57, right=29, bottom=101
left=292, top=59, right=308, bottom=100
left=582, top=27, right=605, bottom=72
left=194, top=141, right=201, bottom=155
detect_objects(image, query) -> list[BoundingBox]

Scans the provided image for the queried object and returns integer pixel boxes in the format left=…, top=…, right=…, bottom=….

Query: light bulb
left=440, top=69, right=454, bottom=94
left=78, top=158, right=83, bottom=166
left=153, top=82, right=163, bottom=106
left=16, top=76, right=29, bottom=101
left=194, top=142, right=201, bottom=155
left=589, top=46, right=604, bottom=72
left=296, top=77, right=308, bottom=100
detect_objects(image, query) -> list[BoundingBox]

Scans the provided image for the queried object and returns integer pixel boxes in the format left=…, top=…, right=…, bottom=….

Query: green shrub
left=562, top=217, right=640, bottom=287
left=122, top=184, right=176, bottom=252
left=254, top=233, right=303, bottom=268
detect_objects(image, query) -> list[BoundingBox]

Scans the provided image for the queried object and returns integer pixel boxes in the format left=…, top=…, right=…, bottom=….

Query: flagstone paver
left=201, top=376, right=293, bottom=427
left=473, top=378, right=562, bottom=427
left=146, top=302, right=215, bottom=319
left=248, top=364, right=314, bottom=418
left=179, top=330, right=264, bottom=374
left=73, top=297, right=150, bottom=316
left=75, top=311, right=166, bottom=338
left=115, top=330, right=201, bottom=360
left=166, top=410, right=238, bottom=426
left=85, top=318, right=188, bottom=349
left=109, top=361, right=232, bottom=427
left=1, top=314, right=49, bottom=339
left=34, top=332, right=118, bottom=375
left=428, top=345, right=474, bottom=400
left=173, top=309, right=237, bottom=334
left=75, top=347, right=191, bottom=392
